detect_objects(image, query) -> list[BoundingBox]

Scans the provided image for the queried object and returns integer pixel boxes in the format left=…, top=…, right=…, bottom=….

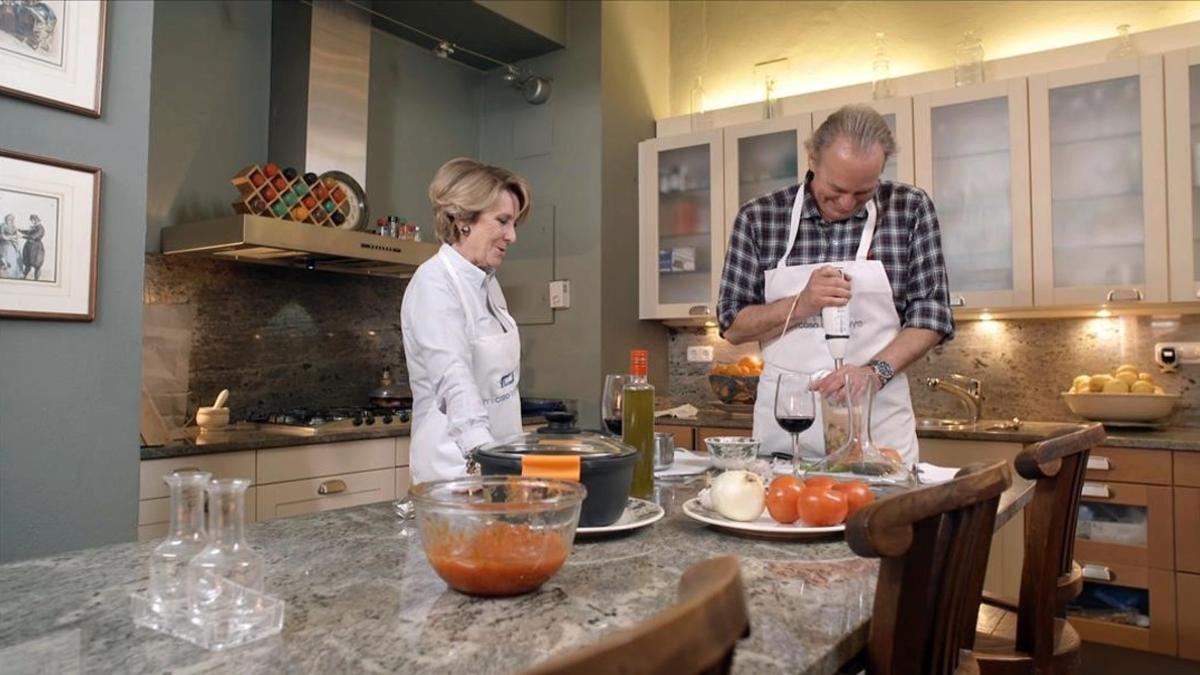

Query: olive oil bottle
left=622, top=350, right=655, bottom=499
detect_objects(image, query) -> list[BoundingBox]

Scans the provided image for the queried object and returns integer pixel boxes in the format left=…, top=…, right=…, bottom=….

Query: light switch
left=687, top=346, right=714, bottom=363
left=549, top=280, right=570, bottom=309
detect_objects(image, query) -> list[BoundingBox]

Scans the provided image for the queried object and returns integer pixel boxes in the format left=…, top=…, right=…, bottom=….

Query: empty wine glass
left=601, top=374, right=629, bottom=437
left=774, top=372, right=817, bottom=470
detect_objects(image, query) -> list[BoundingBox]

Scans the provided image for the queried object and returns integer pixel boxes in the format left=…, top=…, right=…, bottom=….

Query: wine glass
left=601, top=374, right=629, bottom=437
left=774, top=372, right=817, bottom=468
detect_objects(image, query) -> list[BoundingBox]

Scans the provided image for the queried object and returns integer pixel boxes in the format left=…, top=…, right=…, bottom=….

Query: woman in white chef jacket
left=401, top=158, right=531, bottom=484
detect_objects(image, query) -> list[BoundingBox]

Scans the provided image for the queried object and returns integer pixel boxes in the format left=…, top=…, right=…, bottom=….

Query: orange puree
left=425, top=522, right=569, bottom=597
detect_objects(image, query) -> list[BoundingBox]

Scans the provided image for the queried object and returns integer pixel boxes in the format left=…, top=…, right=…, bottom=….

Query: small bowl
left=1061, top=392, right=1180, bottom=423
left=704, top=436, right=760, bottom=470
left=410, top=477, right=585, bottom=597
left=196, top=406, right=230, bottom=429
left=708, top=374, right=760, bottom=404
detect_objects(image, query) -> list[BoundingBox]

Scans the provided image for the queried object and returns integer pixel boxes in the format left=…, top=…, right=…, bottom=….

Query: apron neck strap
left=438, top=253, right=479, bottom=340
left=775, top=185, right=879, bottom=269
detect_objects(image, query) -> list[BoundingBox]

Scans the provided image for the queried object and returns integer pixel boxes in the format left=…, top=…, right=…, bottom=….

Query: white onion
left=710, top=470, right=766, bottom=521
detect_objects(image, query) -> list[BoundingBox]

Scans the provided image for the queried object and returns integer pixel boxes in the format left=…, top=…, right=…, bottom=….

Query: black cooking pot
left=473, top=412, right=637, bottom=527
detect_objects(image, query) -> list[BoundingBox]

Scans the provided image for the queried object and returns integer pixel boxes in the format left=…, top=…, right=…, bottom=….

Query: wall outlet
left=1154, top=341, right=1200, bottom=371
left=687, top=346, right=714, bottom=363
left=549, top=280, right=570, bottom=309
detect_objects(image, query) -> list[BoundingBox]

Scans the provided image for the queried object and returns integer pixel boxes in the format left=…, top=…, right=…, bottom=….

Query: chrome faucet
left=924, top=374, right=984, bottom=424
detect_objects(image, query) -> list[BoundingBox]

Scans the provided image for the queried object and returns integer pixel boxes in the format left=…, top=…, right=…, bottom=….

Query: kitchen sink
left=916, top=417, right=1081, bottom=436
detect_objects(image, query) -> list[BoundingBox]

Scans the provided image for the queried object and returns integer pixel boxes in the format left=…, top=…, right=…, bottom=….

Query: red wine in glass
left=603, top=417, right=622, bottom=435
left=776, top=415, right=814, bottom=434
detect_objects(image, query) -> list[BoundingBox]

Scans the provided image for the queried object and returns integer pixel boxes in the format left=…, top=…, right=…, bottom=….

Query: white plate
left=681, top=498, right=845, bottom=540
left=576, top=497, right=664, bottom=536
left=655, top=450, right=710, bottom=477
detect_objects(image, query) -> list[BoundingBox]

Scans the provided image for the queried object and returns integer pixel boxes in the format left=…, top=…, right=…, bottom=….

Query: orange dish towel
left=520, top=454, right=582, bottom=482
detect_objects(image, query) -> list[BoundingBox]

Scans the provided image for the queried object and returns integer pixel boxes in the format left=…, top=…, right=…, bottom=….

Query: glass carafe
left=187, top=479, right=265, bottom=620
left=149, top=470, right=211, bottom=615
left=810, top=371, right=913, bottom=485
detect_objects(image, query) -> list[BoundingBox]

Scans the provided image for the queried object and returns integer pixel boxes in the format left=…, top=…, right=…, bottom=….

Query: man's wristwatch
left=867, top=359, right=894, bottom=389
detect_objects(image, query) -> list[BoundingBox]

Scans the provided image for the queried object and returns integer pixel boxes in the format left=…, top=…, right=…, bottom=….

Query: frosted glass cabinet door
left=814, top=97, right=915, bottom=185
left=722, top=115, right=810, bottom=246
left=914, top=79, right=1032, bottom=309
left=1164, top=48, right=1200, bottom=303
left=1029, top=57, right=1168, bottom=306
left=638, top=130, right=725, bottom=320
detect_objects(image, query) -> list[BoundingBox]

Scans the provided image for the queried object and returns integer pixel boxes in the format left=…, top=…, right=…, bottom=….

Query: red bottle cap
left=630, top=349, right=648, bottom=377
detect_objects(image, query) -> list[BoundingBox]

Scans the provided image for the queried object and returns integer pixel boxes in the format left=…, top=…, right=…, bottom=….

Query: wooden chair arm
left=1013, top=424, right=1105, bottom=480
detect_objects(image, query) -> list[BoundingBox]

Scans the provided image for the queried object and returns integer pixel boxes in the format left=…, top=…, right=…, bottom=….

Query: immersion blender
left=821, top=267, right=850, bottom=370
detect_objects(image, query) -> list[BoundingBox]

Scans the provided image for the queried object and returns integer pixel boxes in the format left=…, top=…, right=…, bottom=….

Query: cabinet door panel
left=1165, top=48, right=1200, bottom=302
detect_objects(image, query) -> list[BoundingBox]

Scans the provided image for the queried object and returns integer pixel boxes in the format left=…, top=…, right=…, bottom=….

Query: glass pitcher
left=187, top=478, right=266, bottom=624
left=810, top=371, right=913, bottom=485
left=149, top=470, right=211, bottom=616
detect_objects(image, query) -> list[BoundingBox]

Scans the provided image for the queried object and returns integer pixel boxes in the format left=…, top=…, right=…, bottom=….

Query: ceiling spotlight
left=433, top=41, right=455, bottom=59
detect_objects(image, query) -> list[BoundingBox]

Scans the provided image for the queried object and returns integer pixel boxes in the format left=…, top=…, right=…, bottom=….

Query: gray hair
left=804, top=104, right=896, bottom=163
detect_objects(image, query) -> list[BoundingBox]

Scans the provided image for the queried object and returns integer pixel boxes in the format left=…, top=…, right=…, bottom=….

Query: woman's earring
left=459, top=226, right=471, bottom=236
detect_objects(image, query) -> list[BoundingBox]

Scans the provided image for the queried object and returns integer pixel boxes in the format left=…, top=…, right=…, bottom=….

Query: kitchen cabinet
left=257, top=438, right=393, bottom=484
left=256, top=468, right=395, bottom=521
left=1086, top=446, right=1173, bottom=485
left=638, top=129, right=725, bottom=320
left=1176, top=487, right=1200, bottom=573
left=137, top=451, right=257, bottom=542
left=1029, top=56, right=1168, bottom=306
left=1068, top=560, right=1177, bottom=655
left=1179, top=573, right=1200, bottom=660
left=722, top=115, right=810, bottom=244
left=914, top=79, right=1033, bottom=309
left=138, top=488, right=258, bottom=543
left=814, top=97, right=915, bottom=184
left=1075, top=480, right=1174, bottom=570
left=1165, top=47, right=1200, bottom=303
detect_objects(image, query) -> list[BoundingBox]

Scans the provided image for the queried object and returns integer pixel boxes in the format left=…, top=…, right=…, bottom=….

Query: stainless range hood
left=162, top=215, right=437, bottom=278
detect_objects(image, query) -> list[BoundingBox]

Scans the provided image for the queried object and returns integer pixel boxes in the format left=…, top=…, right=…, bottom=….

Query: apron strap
left=438, top=253, right=479, bottom=340
left=775, top=186, right=807, bottom=270
left=854, top=200, right=878, bottom=261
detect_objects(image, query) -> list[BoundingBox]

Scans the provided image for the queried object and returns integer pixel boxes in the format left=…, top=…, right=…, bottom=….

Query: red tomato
left=803, top=476, right=837, bottom=491
left=766, top=476, right=805, bottom=524
left=796, top=487, right=848, bottom=527
left=833, top=480, right=875, bottom=517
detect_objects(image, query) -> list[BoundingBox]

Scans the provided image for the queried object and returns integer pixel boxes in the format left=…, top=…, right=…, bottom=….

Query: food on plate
left=796, top=486, right=848, bottom=527
left=833, top=480, right=875, bottom=517
left=1069, top=366, right=1168, bottom=395
left=1102, top=379, right=1130, bottom=394
left=709, top=470, right=766, bottom=521
left=1130, top=380, right=1155, bottom=394
left=766, top=475, right=805, bottom=524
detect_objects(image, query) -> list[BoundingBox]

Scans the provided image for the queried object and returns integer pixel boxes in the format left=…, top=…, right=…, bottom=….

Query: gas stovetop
left=246, top=407, right=410, bottom=436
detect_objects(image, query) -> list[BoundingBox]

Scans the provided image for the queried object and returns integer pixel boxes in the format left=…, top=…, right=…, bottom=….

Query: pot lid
left=476, top=411, right=636, bottom=459
left=370, top=366, right=407, bottom=399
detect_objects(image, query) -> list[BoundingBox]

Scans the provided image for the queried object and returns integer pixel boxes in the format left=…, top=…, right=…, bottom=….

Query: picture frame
left=0, top=149, right=101, bottom=320
left=0, top=0, right=107, bottom=117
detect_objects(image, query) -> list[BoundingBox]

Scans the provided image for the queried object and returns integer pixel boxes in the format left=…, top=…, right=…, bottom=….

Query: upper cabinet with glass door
left=722, top=115, right=811, bottom=247
left=638, top=130, right=725, bottom=320
left=814, top=98, right=915, bottom=185
left=1029, top=57, right=1168, bottom=306
left=1164, top=48, right=1200, bottom=303
left=914, top=79, right=1032, bottom=309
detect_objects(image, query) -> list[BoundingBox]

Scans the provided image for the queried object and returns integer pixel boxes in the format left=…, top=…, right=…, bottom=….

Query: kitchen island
left=0, top=477, right=1033, bottom=674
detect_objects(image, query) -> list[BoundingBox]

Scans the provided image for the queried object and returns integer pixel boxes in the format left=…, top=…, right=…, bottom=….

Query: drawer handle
left=1086, top=456, right=1111, bottom=471
left=688, top=305, right=712, bottom=316
left=1105, top=288, right=1143, bottom=302
left=1081, top=564, right=1114, bottom=582
left=318, top=479, right=347, bottom=495
left=172, top=467, right=201, bottom=474
left=949, top=295, right=966, bottom=307
left=1081, top=482, right=1111, bottom=499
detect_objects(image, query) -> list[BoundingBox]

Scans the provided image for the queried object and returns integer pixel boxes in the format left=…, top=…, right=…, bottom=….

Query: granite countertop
left=0, top=478, right=1034, bottom=674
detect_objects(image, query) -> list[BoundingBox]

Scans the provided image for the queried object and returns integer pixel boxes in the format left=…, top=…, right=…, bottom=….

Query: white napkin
left=655, top=403, right=699, bottom=419
left=655, top=449, right=710, bottom=477
left=915, top=462, right=960, bottom=484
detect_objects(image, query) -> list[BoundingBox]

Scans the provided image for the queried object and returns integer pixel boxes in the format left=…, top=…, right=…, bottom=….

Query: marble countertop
left=0, top=478, right=1034, bottom=674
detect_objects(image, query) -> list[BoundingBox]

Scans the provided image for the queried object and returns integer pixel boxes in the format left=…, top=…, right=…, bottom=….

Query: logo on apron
left=500, top=371, right=515, bottom=388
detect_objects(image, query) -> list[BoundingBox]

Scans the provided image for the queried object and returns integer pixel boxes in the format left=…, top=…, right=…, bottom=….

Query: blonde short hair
left=428, top=158, right=532, bottom=244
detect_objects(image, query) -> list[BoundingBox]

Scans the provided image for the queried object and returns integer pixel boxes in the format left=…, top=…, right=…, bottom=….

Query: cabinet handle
left=1105, top=288, right=1143, bottom=302
left=1081, top=482, right=1111, bottom=499
left=318, top=479, right=347, bottom=495
left=949, top=295, right=966, bottom=307
left=688, top=305, right=713, bottom=316
left=172, top=467, right=201, bottom=474
left=1086, top=456, right=1111, bottom=471
left=1081, top=564, right=1114, bottom=582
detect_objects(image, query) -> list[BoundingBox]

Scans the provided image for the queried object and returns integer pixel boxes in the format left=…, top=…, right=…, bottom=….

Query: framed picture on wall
left=0, top=149, right=101, bottom=320
left=0, top=0, right=107, bottom=117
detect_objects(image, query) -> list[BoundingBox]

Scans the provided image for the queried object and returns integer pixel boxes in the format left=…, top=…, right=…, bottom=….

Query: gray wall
left=0, top=1, right=155, bottom=562
left=145, top=0, right=272, bottom=253
left=480, top=0, right=605, bottom=426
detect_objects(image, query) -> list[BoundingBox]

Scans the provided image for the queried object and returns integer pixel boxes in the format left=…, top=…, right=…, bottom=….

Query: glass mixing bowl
left=410, top=477, right=586, bottom=597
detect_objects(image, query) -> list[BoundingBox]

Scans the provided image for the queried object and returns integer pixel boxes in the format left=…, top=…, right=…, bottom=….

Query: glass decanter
left=1107, top=24, right=1139, bottom=61
left=808, top=371, right=913, bottom=485
left=148, top=470, right=211, bottom=619
left=954, top=31, right=985, bottom=87
left=187, top=478, right=265, bottom=621
left=871, top=32, right=893, bottom=100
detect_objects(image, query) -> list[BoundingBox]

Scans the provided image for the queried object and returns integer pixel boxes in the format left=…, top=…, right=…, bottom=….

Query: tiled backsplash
left=143, top=254, right=407, bottom=427
left=667, top=315, right=1200, bottom=427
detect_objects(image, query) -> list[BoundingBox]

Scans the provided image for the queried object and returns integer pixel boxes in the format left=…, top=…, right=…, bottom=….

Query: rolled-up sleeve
left=717, top=206, right=764, bottom=336
left=401, top=272, right=494, bottom=455
left=903, top=193, right=955, bottom=341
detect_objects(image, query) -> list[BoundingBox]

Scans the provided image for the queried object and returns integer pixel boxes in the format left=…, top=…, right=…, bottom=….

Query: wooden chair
left=973, top=423, right=1107, bottom=674
left=522, top=555, right=751, bottom=675
left=846, top=459, right=1012, bottom=675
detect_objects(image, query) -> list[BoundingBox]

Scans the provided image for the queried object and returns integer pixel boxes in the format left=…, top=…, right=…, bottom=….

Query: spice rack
left=231, top=163, right=351, bottom=227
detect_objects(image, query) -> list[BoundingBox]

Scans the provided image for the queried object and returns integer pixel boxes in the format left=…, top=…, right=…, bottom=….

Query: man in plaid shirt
left=719, top=106, right=954, bottom=461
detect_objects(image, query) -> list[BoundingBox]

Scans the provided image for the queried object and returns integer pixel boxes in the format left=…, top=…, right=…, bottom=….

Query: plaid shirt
left=717, top=173, right=955, bottom=341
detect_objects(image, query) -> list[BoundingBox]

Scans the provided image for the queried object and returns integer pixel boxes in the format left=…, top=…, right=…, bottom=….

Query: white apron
left=410, top=255, right=523, bottom=483
left=751, top=187, right=919, bottom=464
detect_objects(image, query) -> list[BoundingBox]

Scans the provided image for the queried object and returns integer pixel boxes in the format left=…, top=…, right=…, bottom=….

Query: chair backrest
left=522, top=555, right=750, bottom=675
left=1011, top=423, right=1106, bottom=662
left=847, top=460, right=1012, bottom=675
